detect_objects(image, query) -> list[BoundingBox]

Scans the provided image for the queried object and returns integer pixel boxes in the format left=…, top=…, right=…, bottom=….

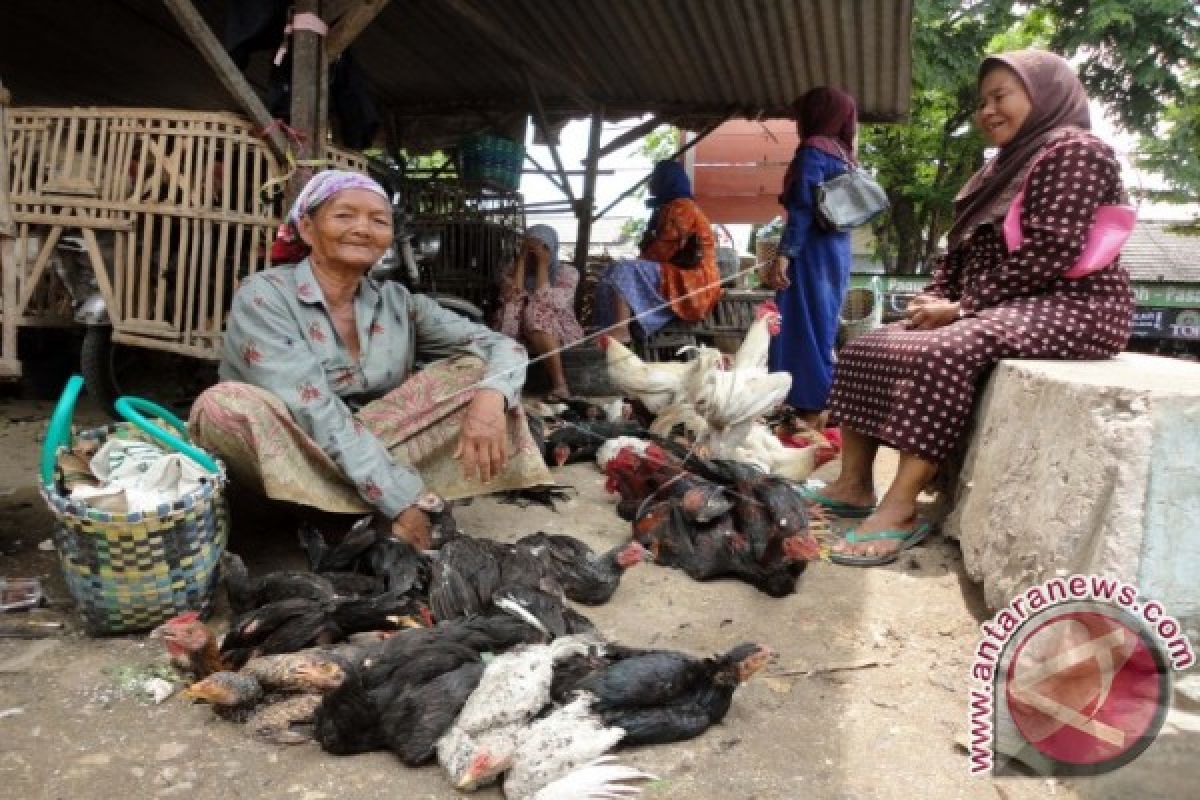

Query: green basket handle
left=41, top=374, right=85, bottom=488
left=114, top=396, right=220, bottom=474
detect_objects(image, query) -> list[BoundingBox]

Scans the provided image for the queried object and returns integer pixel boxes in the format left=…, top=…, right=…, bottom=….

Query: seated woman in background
left=189, top=170, right=552, bottom=549
left=596, top=160, right=721, bottom=342
left=805, top=50, right=1133, bottom=566
left=494, top=224, right=584, bottom=402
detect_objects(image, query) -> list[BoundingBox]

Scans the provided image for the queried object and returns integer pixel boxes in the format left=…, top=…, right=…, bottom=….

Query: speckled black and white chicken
left=437, top=634, right=598, bottom=790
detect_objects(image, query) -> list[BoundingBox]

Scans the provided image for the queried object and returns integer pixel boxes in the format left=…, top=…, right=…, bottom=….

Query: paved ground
left=0, top=388, right=1195, bottom=800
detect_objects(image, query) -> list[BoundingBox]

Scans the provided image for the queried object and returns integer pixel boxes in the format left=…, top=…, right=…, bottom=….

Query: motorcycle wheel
left=81, top=326, right=216, bottom=419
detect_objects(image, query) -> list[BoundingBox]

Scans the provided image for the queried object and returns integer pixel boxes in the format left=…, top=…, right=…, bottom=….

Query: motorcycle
left=369, top=207, right=486, bottom=324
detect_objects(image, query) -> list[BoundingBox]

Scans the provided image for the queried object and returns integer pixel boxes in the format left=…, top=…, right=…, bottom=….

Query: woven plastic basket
left=40, top=378, right=227, bottom=634
left=754, top=237, right=780, bottom=267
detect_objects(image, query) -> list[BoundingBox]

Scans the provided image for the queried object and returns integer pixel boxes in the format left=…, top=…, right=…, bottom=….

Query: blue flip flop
left=830, top=521, right=934, bottom=567
left=795, top=484, right=877, bottom=519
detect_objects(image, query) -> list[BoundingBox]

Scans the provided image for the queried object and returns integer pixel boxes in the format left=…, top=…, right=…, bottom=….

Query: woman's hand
left=391, top=504, right=432, bottom=549
left=759, top=255, right=791, bottom=290
left=500, top=279, right=524, bottom=303
left=906, top=299, right=962, bottom=330
left=454, top=389, right=508, bottom=483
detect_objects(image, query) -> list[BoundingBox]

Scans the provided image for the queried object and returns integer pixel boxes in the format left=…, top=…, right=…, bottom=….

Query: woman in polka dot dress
left=804, top=49, right=1134, bottom=566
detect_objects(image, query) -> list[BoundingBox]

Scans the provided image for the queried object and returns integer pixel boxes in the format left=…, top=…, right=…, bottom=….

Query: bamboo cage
left=0, top=107, right=365, bottom=370
left=399, top=179, right=525, bottom=315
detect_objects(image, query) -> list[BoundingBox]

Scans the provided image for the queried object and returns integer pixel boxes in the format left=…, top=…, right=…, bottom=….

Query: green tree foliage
left=860, top=0, right=1200, bottom=273
left=1136, top=71, right=1200, bottom=203
left=859, top=0, right=1020, bottom=273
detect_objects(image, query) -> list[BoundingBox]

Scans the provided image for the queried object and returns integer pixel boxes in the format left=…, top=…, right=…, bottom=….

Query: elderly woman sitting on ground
left=494, top=224, right=584, bottom=402
left=189, top=170, right=552, bottom=548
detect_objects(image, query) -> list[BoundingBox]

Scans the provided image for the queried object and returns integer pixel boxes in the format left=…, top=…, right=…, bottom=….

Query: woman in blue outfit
left=762, top=87, right=858, bottom=427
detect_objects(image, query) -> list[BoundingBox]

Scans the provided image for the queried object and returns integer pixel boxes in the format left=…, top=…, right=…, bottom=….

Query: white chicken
left=684, top=346, right=792, bottom=458
left=527, top=757, right=657, bottom=800
left=736, top=422, right=820, bottom=482
left=731, top=300, right=782, bottom=373
left=503, top=693, right=632, bottom=800
left=438, top=635, right=597, bottom=791
left=598, top=336, right=698, bottom=414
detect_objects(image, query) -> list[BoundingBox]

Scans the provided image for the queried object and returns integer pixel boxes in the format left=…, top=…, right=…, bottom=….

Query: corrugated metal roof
left=358, top=0, right=913, bottom=122
left=0, top=1, right=912, bottom=139
left=1123, top=221, right=1200, bottom=284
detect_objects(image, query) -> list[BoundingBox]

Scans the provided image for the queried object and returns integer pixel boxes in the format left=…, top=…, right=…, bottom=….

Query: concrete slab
left=943, top=353, right=1200, bottom=630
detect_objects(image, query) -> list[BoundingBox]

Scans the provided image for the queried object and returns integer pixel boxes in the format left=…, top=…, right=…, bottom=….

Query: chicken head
left=184, top=671, right=263, bottom=707
left=151, top=612, right=212, bottom=658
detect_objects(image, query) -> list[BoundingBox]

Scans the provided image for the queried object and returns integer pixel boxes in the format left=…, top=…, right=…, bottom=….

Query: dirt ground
left=0, top=387, right=1196, bottom=800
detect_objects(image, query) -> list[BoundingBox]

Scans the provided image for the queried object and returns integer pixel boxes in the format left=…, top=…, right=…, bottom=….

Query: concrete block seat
left=942, top=353, right=1200, bottom=628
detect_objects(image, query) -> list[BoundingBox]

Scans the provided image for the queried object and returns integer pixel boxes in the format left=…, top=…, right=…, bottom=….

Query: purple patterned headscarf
left=271, top=170, right=391, bottom=264
left=287, top=169, right=389, bottom=226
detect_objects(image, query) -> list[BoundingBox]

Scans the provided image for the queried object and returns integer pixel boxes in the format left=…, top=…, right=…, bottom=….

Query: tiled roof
left=1122, top=221, right=1200, bottom=283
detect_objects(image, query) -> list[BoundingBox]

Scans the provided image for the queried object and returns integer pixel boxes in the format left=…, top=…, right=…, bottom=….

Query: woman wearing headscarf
left=494, top=224, right=584, bottom=401
left=804, top=50, right=1132, bottom=566
left=596, top=160, right=720, bottom=342
left=762, top=87, right=859, bottom=427
left=189, top=170, right=552, bottom=547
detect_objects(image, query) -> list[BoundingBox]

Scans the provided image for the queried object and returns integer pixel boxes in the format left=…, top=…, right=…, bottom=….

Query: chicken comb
left=167, top=610, right=202, bottom=625
left=753, top=300, right=780, bottom=319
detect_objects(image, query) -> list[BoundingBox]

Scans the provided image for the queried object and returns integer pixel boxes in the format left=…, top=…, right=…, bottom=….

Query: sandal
left=795, top=484, right=876, bottom=518
left=829, top=522, right=933, bottom=567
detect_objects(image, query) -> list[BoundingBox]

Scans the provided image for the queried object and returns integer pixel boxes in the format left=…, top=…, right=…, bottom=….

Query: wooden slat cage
left=397, top=180, right=525, bottom=318
left=0, top=107, right=365, bottom=369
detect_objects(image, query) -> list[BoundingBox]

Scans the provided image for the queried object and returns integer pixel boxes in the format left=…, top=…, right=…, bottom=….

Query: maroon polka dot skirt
left=829, top=135, right=1134, bottom=463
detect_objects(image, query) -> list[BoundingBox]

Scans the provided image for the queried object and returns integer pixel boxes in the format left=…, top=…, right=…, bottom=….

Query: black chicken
left=634, top=499, right=811, bottom=598
left=381, top=661, right=487, bottom=765
left=220, top=552, right=337, bottom=614
left=429, top=535, right=561, bottom=622
left=569, top=642, right=775, bottom=746
left=306, top=657, right=485, bottom=762
left=543, top=419, right=648, bottom=467
left=298, top=517, right=433, bottom=596
left=219, top=592, right=431, bottom=667
left=513, top=532, right=651, bottom=605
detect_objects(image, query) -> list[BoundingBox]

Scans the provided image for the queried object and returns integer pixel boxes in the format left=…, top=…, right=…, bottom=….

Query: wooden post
left=288, top=0, right=327, bottom=204
left=161, top=0, right=288, bottom=163
left=0, top=79, right=20, bottom=378
left=574, top=108, right=604, bottom=271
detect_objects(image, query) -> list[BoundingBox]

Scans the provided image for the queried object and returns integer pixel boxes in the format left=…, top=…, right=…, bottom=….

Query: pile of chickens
left=599, top=435, right=826, bottom=597
left=153, top=515, right=774, bottom=799
left=597, top=302, right=837, bottom=481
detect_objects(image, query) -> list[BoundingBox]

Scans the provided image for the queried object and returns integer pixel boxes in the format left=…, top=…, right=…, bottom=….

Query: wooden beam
left=327, top=0, right=391, bottom=59
left=574, top=108, right=604, bottom=271
left=289, top=0, right=326, bottom=203
left=443, top=0, right=595, bottom=112
left=592, top=119, right=726, bottom=222
left=596, top=115, right=666, bottom=160
left=161, top=0, right=288, bottom=163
